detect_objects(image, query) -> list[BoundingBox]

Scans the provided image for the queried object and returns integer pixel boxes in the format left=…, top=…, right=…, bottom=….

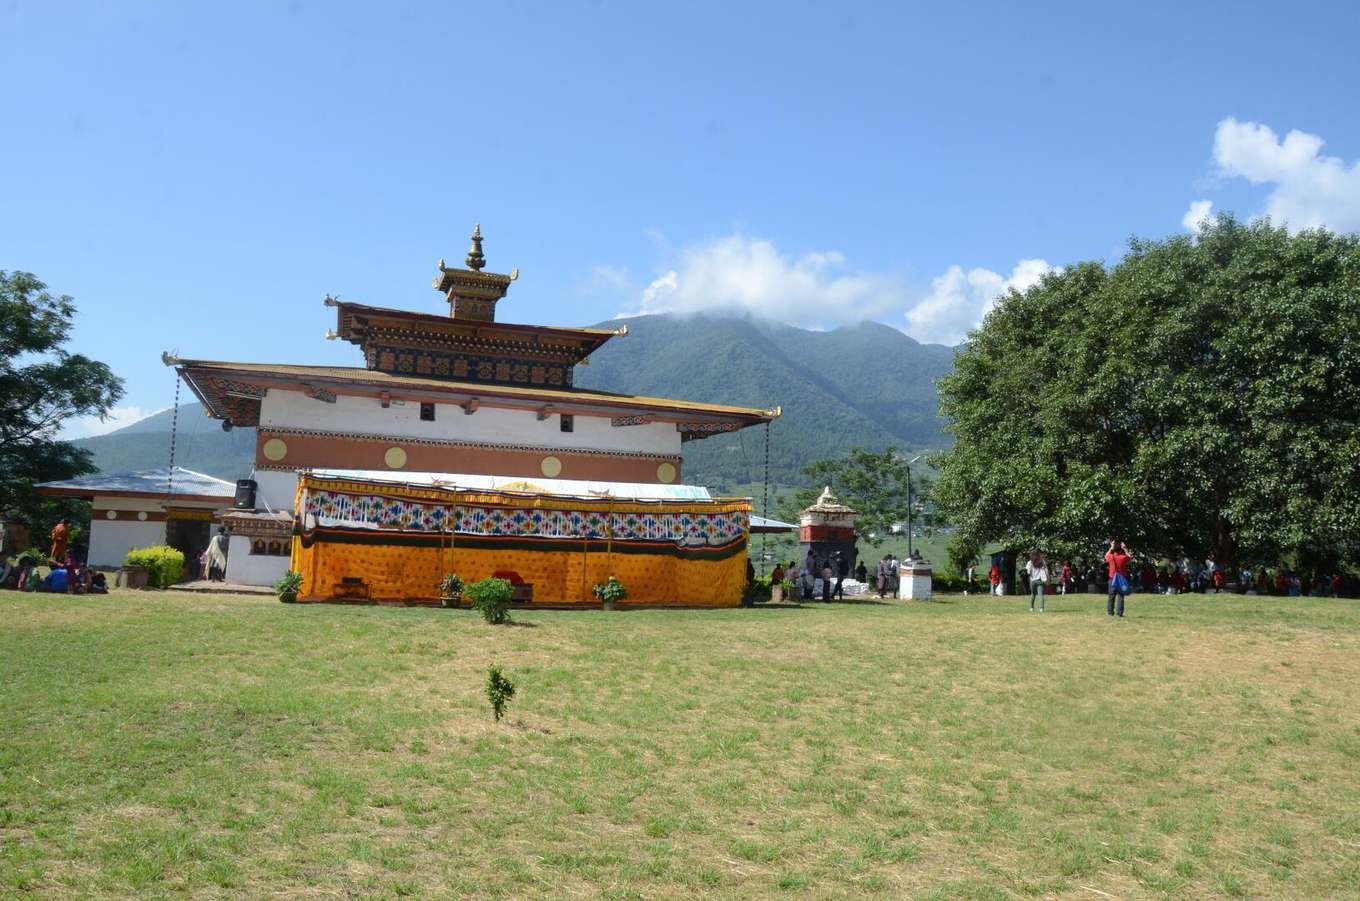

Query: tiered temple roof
left=168, top=227, right=779, bottom=437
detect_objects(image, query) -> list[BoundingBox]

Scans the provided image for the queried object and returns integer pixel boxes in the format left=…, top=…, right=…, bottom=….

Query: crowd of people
left=964, top=540, right=1359, bottom=619
left=766, top=550, right=911, bottom=602
left=1, top=519, right=234, bottom=593
left=0, top=518, right=108, bottom=594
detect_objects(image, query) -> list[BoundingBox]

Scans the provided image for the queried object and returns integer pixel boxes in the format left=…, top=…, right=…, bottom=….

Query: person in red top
left=989, top=562, right=1001, bottom=596
left=1105, top=540, right=1133, bottom=618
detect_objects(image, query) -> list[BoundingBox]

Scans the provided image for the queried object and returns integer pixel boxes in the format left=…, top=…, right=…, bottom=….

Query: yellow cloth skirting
left=290, top=473, right=751, bottom=606
left=292, top=532, right=746, bottom=607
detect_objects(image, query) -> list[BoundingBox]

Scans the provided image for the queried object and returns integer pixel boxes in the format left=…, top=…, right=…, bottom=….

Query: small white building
left=35, top=467, right=236, bottom=571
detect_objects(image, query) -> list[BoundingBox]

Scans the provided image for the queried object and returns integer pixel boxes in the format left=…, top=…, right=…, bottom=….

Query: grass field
left=3, top=590, right=1360, bottom=898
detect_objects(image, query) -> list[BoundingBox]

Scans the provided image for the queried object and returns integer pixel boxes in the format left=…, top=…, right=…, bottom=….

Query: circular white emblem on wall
left=262, top=438, right=288, bottom=462
left=105, top=510, right=117, bottom=520
left=384, top=446, right=408, bottom=469
left=137, top=511, right=148, bottom=521
left=540, top=455, right=563, bottom=478
left=656, top=462, right=677, bottom=484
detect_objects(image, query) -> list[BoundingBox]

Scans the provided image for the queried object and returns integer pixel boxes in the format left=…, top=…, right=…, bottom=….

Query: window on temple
left=420, top=402, right=436, bottom=421
left=560, top=414, right=574, bottom=433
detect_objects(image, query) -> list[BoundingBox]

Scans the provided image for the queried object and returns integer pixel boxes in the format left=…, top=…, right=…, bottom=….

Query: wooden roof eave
left=325, top=300, right=621, bottom=357
left=33, top=485, right=232, bottom=504
left=170, top=362, right=778, bottom=432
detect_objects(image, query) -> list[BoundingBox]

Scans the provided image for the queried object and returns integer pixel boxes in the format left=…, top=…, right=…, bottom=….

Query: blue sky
left=4, top=0, right=1359, bottom=436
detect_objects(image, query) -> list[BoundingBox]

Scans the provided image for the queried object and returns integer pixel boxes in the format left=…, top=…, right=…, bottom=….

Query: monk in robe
left=49, top=518, right=70, bottom=565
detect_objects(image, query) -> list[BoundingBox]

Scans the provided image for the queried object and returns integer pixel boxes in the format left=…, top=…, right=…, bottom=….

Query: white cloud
left=902, top=258, right=1055, bottom=345
left=60, top=405, right=164, bottom=440
left=619, top=234, right=907, bottom=328
left=1210, top=117, right=1360, bottom=232
left=1182, top=199, right=1214, bottom=233
left=603, top=232, right=1051, bottom=346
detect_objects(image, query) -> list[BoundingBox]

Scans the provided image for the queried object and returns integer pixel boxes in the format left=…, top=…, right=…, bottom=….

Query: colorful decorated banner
left=300, top=485, right=747, bottom=548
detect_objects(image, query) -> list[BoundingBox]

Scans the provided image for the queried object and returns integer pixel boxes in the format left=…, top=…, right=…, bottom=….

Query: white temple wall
left=254, top=470, right=300, bottom=513
left=88, top=520, right=166, bottom=568
left=259, top=390, right=683, bottom=456
left=226, top=535, right=290, bottom=586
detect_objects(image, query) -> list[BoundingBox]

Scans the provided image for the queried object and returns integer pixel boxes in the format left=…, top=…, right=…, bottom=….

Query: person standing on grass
left=48, top=518, right=70, bottom=566
left=835, top=553, right=849, bottom=600
left=1105, top=540, right=1134, bottom=618
left=1025, top=551, right=1049, bottom=612
left=989, top=560, right=1001, bottom=595
left=821, top=558, right=834, bottom=602
left=1060, top=560, right=1072, bottom=595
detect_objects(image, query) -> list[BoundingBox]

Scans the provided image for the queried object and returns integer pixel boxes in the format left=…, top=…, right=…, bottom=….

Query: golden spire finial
left=465, top=223, right=486, bottom=271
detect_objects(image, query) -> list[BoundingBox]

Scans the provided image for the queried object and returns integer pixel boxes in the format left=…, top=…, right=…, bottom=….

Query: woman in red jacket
left=1105, top=540, right=1133, bottom=618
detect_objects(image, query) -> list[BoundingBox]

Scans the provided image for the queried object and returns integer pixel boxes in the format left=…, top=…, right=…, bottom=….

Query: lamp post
left=906, top=454, right=922, bottom=560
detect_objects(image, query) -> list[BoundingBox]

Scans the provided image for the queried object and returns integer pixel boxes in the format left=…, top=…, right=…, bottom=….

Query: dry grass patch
left=2, top=589, right=1359, bottom=897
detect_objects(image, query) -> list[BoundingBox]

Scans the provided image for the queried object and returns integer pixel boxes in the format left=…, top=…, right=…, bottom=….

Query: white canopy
left=307, top=469, right=714, bottom=502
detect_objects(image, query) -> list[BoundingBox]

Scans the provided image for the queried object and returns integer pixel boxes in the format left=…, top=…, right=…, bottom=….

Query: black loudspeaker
left=234, top=479, right=258, bottom=510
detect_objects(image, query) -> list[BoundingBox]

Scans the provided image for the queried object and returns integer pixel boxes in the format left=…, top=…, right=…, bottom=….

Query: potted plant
left=274, top=570, right=303, bottom=604
left=592, top=576, right=627, bottom=610
left=438, top=573, right=465, bottom=608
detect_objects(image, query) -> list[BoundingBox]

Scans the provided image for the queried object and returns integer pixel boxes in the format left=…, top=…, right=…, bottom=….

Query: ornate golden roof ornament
left=465, top=223, right=486, bottom=271
left=432, top=225, right=516, bottom=321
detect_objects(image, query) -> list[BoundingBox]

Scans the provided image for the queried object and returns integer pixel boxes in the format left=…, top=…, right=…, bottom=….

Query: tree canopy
left=933, top=217, right=1360, bottom=570
left=0, top=271, right=124, bottom=529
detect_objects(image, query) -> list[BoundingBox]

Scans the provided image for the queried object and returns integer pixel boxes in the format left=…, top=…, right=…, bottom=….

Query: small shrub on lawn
left=274, top=570, right=302, bottom=603
left=486, top=665, right=515, bottom=722
left=468, top=577, right=513, bottom=624
left=124, top=545, right=185, bottom=588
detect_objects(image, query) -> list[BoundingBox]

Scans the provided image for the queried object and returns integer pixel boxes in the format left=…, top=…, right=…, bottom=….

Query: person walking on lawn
left=1025, top=551, right=1049, bottom=613
left=1105, top=540, right=1134, bottom=618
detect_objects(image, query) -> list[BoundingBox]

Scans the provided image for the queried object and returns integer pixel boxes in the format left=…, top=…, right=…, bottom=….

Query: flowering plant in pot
left=438, top=573, right=465, bottom=607
left=592, top=576, right=627, bottom=610
left=274, top=570, right=302, bottom=604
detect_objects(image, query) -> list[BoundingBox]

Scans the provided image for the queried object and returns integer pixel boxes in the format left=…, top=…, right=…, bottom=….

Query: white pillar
left=898, top=565, right=933, bottom=600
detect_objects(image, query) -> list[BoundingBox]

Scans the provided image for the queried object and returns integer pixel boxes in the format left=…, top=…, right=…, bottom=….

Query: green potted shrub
left=123, top=545, right=186, bottom=588
left=438, top=573, right=465, bottom=608
left=467, top=577, right=513, bottom=625
left=275, top=570, right=303, bottom=604
left=592, top=576, right=627, bottom=610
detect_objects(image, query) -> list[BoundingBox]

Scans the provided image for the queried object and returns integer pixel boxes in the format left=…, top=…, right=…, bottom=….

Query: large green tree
left=933, top=217, right=1360, bottom=570
left=0, top=271, right=124, bottom=533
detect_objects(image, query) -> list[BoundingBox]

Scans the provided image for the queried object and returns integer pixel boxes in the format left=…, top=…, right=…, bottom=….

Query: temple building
left=164, top=227, right=780, bottom=605
left=34, top=468, right=237, bottom=568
